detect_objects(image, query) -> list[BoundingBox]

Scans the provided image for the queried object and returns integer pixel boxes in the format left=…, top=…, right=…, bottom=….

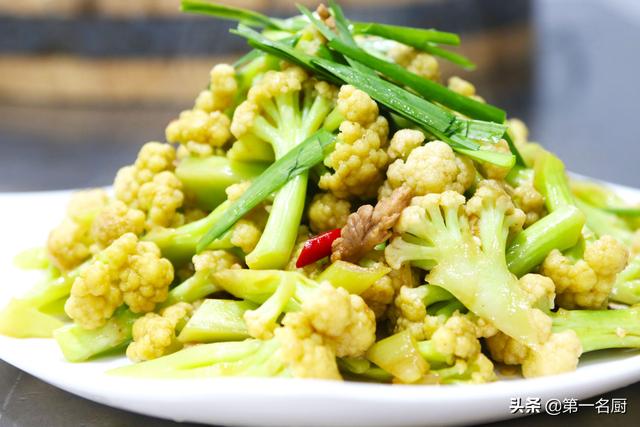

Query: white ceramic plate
left=1, top=183, right=640, bottom=427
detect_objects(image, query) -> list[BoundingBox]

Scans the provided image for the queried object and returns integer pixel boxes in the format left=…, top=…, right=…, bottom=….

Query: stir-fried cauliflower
left=193, top=249, right=242, bottom=273
left=166, top=110, right=231, bottom=157
left=167, top=63, right=236, bottom=158
left=114, top=142, right=185, bottom=229
left=388, top=44, right=440, bottom=81
left=476, top=139, right=512, bottom=181
left=392, top=286, right=446, bottom=341
left=194, top=64, right=238, bottom=113
left=510, top=182, right=546, bottom=227
left=47, top=189, right=109, bottom=271
left=126, top=302, right=193, bottom=362
left=521, top=331, right=582, bottom=378
left=274, top=319, right=342, bottom=380
left=307, top=193, right=351, bottom=233
left=431, top=314, right=481, bottom=360
left=361, top=262, right=414, bottom=319
left=387, top=141, right=475, bottom=196
left=65, top=233, right=174, bottom=329
left=387, top=129, right=425, bottom=161
left=465, top=179, right=526, bottom=237
left=448, top=76, right=476, bottom=97
left=90, top=200, right=146, bottom=250
left=286, top=282, right=376, bottom=358
left=319, top=85, right=390, bottom=198
left=137, top=171, right=184, bottom=229
left=541, top=236, right=628, bottom=309
left=519, top=273, right=556, bottom=311
left=221, top=181, right=268, bottom=254
left=487, top=330, right=582, bottom=378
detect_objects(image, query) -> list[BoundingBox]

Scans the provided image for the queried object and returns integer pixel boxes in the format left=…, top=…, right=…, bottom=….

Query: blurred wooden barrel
left=0, top=0, right=532, bottom=108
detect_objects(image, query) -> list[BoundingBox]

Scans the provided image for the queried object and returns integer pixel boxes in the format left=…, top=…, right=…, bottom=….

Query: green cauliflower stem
left=230, top=66, right=338, bottom=269
left=611, top=256, right=640, bottom=305
left=175, top=156, right=268, bottom=210
left=552, top=307, right=640, bottom=353
left=0, top=270, right=77, bottom=338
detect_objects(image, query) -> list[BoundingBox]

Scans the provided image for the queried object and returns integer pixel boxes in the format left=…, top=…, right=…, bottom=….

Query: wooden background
left=0, top=0, right=532, bottom=107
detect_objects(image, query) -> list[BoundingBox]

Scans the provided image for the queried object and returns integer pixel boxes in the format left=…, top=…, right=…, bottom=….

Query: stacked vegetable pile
left=3, top=1, right=640, bottom=384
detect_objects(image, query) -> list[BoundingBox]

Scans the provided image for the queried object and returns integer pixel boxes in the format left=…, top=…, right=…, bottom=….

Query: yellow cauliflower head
left=387, top=141, right=475, bottom=196
left=387, top=129, right=425, bottom=161
left=126, top=302, right=193, bottom=362
left=194, top=64, right=237, bottom=113
left=90, top=200, right=146, bottom=250
left=47, top=189, right=109, bottom=271
left=307, top=192, right=351, bottom=233
left=318, top=85, right=389, bottom=199
left=166, top=110, right=231, bottom=155
left=431, top=314, right=481, bottom=360
left=274, top=320, right=342, bottom=380
left=541, top=236, right=628, bottom=309
left=65, top=233, right=174, bottom=329
left=289, top=282, right=376, bottom=358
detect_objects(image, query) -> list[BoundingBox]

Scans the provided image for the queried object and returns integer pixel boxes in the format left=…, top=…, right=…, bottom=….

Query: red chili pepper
left=295, top=228, right=342, bottom=268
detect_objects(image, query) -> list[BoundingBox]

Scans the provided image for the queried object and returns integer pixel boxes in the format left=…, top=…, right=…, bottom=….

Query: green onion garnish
left=196, top=130, right=335, bottom=252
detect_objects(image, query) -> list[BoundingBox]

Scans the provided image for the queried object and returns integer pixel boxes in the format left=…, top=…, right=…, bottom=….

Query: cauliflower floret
left=465, top=179, right=526, bottom=237
left=288, top=282, right=376, bottom=358
left=485, top=331, right=529, bottom=365
left=319, top=86, right=390, bottom=199
left=47, top=220, right=92, bottom=272
left=113, top=142, right=185, bottom=229
left=387, top=129, right=425, bottom=161
left=226, top=220, right=260, bottom=254
left=394, top=285, right=427, bottom=322
left=166, top=110, right=231, bottom=157
left=408, top=53, right=440, bottom=81
left=194, top=64, right=237, bottom=113
left=521, top=330, right=582, bottom=378
left=519, top=273, right=556, bottom=311
left=225, top=181, right=252, bottom=202
left=47, top=189, right=109, bottom=271
left=448, top=76, right=476, bottom=97
left=431, top=314, right=481, bottom=360
left=476, top=139, right=512, bottom=181
left=137, top=171, right=184, bottom=229
left=193, top=250, right=242, bottom=273
left=511, top=182, right=546, bottom=227
left=91, top=200, right=145, bottom=250
left=377, top=179, right=394, bottom=200
left=388, top=44, right=440, bottom=81
left=387, top=141, right=475, bottom=196
left=126, top=302, right=194, bottom=362
left=114, top=142, right=175, bottom=204
left=391, top=285, right=446, bottom=341
left=541, top=236, right=628, bottom=309
left=336, top=84, right=379, bottom=124
left=274, top=319, right=342, bottom=380
left=307, top=193, right=351, bottom=233
left=220, top=182, right=267, bottom=254
left=64, top=233, right=174, bottom=329
left=487, top=328, right=582, bottom=378
left=360, top=275, right=395, bottom=319
left=230, top=67, right=310, bottom=140
left=126, top=314, right=175, bottom=362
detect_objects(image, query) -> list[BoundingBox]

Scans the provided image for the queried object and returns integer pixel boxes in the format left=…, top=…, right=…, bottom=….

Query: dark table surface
left=2, top=0, right=640, bottom=425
